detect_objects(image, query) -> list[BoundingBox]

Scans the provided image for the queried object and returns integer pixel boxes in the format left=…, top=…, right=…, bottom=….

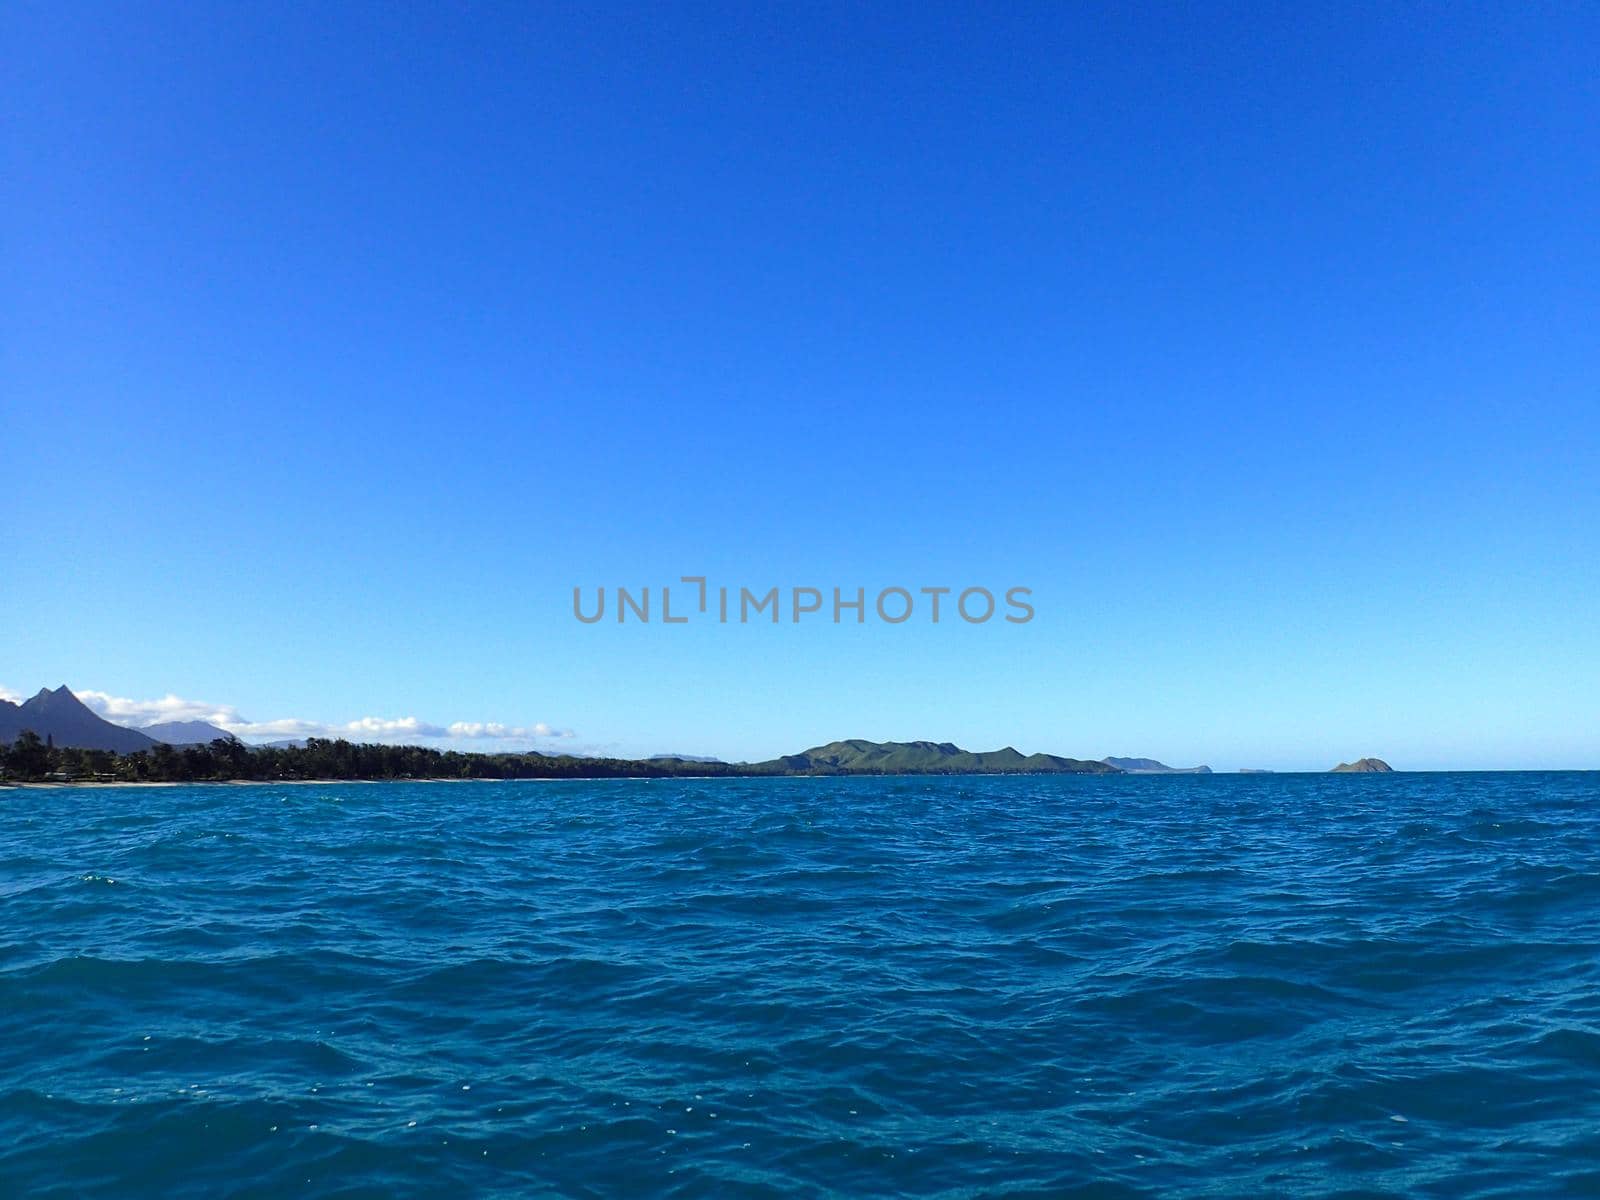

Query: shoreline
left=3, top=769, right=1592, bottom=790
left=1, top=776, right=560, bottom=790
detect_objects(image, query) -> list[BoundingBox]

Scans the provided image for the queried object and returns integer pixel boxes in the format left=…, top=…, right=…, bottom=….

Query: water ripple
left=2, top=772, right=1599, bottom=1197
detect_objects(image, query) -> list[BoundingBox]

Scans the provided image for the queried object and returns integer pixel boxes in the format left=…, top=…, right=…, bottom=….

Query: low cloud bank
left=46, top=687, right=577, bottom=747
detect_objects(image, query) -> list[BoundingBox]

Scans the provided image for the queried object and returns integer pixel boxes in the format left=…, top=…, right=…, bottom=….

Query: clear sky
left=4, top=3, right=1597, bottom=770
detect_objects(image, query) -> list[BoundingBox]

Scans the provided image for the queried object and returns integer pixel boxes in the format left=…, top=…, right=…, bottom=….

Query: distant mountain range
left=0, top=686, right=158, bottom=754
left=142, top=720, right=240, bottom=746
left=1102, top=757, right=1212, bottom=774
left=0, top=689, right=247, bottom=752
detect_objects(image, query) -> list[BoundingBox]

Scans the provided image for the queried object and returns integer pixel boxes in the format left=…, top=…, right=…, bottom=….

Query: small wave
left=3, top=771, right=1599, bottom=1197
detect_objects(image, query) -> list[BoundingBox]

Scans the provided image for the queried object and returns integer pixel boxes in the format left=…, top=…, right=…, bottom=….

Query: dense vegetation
left=770, top=739, right=1119, bottom=775
left=0, top=733, right=1122, bottom=784
left=0, top=732, right=743, bottom=784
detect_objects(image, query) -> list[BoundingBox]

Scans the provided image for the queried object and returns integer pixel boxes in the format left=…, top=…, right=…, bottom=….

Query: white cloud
left=0, top=684, right=21, bottom=703
left=341, top=716, right=446, bottom=738
left=447, top=721, right=575, bottom=739
left=70, top=687, right=573, bottom=747
left=78, top=690, right=245, bottom=728
left=223, top=718, right=333, bottom=739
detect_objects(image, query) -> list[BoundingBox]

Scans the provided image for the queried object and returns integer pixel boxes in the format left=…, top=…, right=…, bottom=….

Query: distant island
left=1102, top=757, right=1212, bottom=775
left=1331, top=758, right=1394, bottom=773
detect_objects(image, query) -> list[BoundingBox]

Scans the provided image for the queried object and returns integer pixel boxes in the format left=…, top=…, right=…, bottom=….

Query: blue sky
left=3, top=3, right=1597, bottom=769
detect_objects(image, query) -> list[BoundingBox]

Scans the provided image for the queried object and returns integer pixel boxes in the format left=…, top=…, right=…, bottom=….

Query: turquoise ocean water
left=3, top=772, right=1599, bottom=1197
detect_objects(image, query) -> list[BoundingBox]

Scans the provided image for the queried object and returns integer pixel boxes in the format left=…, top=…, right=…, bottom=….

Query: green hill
left=754, top=739, right=1117, bottom=775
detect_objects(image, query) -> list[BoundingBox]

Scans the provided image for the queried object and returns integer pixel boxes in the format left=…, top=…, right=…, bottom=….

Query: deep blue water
left=3, top=773, right=1600, bottom=1198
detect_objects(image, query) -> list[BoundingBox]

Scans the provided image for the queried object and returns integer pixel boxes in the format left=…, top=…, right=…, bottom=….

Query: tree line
left=0, top=732, right=748, bottom=784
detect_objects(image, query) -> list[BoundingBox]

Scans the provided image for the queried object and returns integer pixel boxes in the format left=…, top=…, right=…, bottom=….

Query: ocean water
left=3, top=773, right=1599, bottom=1198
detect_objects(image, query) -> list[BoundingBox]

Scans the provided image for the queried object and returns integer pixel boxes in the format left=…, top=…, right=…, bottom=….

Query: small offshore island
left=1, top=686, right=1392, bottom=784
left=1331, top=758, right=1395, bottom=773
